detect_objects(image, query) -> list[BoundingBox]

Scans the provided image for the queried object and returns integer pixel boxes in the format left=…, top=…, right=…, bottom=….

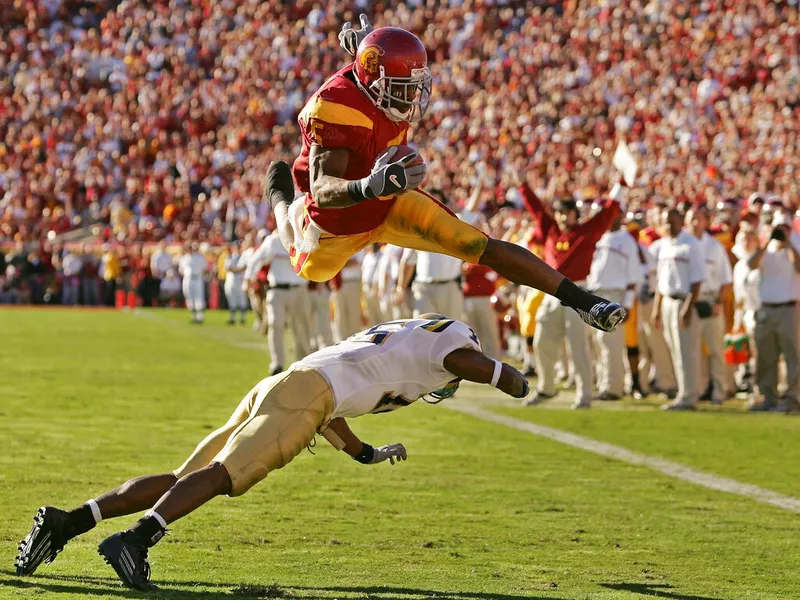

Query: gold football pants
left=174, top=368, right=333, bottom=496
left=292, top=189, right=489, bottom=282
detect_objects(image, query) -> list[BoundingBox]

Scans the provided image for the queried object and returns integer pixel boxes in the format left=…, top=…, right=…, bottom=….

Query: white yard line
left=130, top=309, right=800, bottom=514
left=445, top=402, right=800, bottom=514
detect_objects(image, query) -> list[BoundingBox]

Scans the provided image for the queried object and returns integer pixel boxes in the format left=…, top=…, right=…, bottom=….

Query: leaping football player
left=266, top=16, right=627, bottom=334
left=16, top=315, right=529, bottom=590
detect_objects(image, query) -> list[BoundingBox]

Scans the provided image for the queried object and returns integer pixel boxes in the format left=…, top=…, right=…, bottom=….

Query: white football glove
left=339, top=14, right=373, bottom=57
left=370, top=443, right=407, bottom=465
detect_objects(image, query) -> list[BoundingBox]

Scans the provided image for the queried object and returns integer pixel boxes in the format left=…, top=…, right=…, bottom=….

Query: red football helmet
left=354, top=27, right=432, bottom=123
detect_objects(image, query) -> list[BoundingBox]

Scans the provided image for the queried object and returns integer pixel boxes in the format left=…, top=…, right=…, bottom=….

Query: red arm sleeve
left=519, top=183, right=555, bottom=237
left=578, top=198, right=621, bottom=243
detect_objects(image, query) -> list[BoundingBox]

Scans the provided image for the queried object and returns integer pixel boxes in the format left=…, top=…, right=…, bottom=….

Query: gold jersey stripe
left=299, top=96, right=374, bottom=131
left=386, top=130, right=405, bottom=148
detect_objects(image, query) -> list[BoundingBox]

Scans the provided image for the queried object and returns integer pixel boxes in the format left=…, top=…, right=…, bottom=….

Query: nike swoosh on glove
left=359, top=147, right=426, bottom=199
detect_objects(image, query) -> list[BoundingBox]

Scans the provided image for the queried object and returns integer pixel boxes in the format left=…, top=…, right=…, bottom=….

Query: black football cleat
left=16, top=506, right=71, bottom=576
left=265, top=161, right=296, bottom=209
left=573, top=301, right=626, bottom=333
left=98, top=532, right=158, bottom=591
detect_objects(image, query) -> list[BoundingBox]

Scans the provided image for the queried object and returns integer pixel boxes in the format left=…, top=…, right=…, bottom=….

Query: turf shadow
left=600, top=582, right=726, bottom=600
left=292, top=585, right=569, bottom=600
left=0, top=574, right=570, bottom=600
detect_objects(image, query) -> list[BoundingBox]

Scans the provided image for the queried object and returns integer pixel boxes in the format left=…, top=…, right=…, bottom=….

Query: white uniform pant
left=698, top=305, right=732, bottom=401
left=381, top=290, right=411, bottom=321
left=332, top=280, right=362, bottom=340
left=411, top=280, right=464, bottom=320
left=638, top=297, right=677, bottom=393
left=266, top=287, right=311, bottom=370
left=660, top=296, right=701, bottom=406
left=309, top=289, right=334, bottom=349
left=464, top=296, right=501, bottom=359
left=183, top=278, right=205, bottom=311
left=224, top=277, right=246, bottom=311
left=363, top=285, right=384, bottom=326
left=591, top=288, right=626, bottom=396
left=534, top=294, right=593, bottom=404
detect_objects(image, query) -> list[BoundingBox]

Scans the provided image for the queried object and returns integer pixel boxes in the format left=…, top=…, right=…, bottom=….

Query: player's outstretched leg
left=478, top=239, right=626, bottom=333
left=99, top=463, right=232, bottom=591
left=15, top=472, right=178, bottom=576
left=264, top=161, right=625, bottom=333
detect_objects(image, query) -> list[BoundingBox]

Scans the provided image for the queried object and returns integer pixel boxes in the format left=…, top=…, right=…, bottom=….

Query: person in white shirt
left=332, top=250, right=363, bottom=339
left=223, top=242, right=247, bottom=325
left=686, top=206, right=734, bottom=403
left=397, top=248, right=464, bottom=320
left=150, top=241, right=173, bottom=296
left=238, top=233, right=264, bottom=332
left=636, top=237, right=677, bottom=398
left=650, top=208, right=706, bottom=410
left=178, top=242, right=207, bottom=324
left=307, top=281, right=334, bottom=350
left=16, top=315, right=530, bottom=590
left=746, top=214, right=800, bottom=412
left=60, top=249, right=84, bottom=305
left=377, top=244, right=407, bottom=320
left=586, top=215, right=643, bottom=400
left=732, top=225, right=761, bottom=396
left=246, top=231, right=311, bottom=375
left=360, top=243, right=384, bottom=325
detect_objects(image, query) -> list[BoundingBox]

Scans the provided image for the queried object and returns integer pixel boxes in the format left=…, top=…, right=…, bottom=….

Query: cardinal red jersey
left=293, top=64, right=409, bottom=235
left=519, top=184, right=620, bottom=282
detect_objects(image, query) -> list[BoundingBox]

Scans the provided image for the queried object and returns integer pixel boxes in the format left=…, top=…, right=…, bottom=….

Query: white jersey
left=296, top=318, right=481, bottom=418
left=178, top=252, right=207, bottom=280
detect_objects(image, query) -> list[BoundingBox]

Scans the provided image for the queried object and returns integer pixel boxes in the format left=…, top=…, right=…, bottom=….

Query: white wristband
left=490, top=360, right=503, bottom=388
left=623, top=289, right=635, bottom=309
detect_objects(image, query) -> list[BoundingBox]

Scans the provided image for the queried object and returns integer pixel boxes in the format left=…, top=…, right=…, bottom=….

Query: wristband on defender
left=347, top=180, right=369, bottom=203
left=353, top=443, right=375, bottom=464
left=490, top=360, right=503, bottom=388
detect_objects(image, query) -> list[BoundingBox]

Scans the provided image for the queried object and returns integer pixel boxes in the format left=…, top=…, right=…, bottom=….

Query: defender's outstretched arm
left=443, top=348, right=529, bottom=399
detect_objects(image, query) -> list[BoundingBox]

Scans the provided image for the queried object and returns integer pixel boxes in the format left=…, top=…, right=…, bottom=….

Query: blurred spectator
left=59, top=248, right=83, bottom=305
left=462, top=262, right=501, bottom=360
left=650, top=208, right=707, bottom=411
left=81, top=244, right=101, bottom=305
left=150, top=242, right=173, bottom=298
left=747, top=214, right=800, bottom=412
left=101, top=244, right=121, bottom=306
left=159, top=269, right=183, bottom=307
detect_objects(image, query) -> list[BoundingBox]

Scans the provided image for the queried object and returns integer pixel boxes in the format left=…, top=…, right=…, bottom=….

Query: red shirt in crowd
left=519, top=184, right=620, bottom=282
left=462, top=263, right=497, bottom=298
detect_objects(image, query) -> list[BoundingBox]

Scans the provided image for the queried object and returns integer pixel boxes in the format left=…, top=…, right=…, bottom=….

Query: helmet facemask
left=364, top=65, right=432, bottom=123
left=424, top=378, right=461, bottom=404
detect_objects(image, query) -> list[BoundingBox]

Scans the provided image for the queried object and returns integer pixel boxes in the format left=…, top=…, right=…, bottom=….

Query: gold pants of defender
left=292, top=189, right=490, bottom=282
left=173, top=368, right=334, bottom=496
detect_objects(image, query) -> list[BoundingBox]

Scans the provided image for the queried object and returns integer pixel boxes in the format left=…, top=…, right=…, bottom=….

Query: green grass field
left=2, top=308, right=799, bottom=600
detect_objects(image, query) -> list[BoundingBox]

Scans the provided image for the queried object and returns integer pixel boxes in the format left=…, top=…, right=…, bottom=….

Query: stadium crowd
left=1, top=0, right=799, bottom=411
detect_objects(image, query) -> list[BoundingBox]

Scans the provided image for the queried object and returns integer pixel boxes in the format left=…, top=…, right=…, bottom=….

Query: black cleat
left=98, top=532, right=158, bottom=591
left=574, top=301, right=626, bottom=333
left=16, top=506, right=71, bottom=576
left=265, top=161, right=296, bottom=209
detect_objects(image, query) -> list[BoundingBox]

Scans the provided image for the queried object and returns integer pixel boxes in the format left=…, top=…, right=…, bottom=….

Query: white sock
left=87, top=499, right=103, bottom=524
left=145, top=510, right=168, bottom=529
